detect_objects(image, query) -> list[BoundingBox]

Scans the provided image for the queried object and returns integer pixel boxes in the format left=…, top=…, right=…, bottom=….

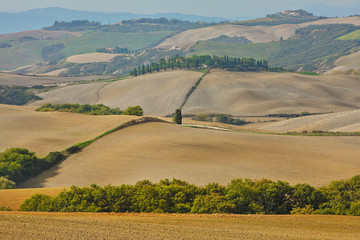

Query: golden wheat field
left=20, top=121, right=360, bottom=188
left=32, top=70, right=203, bottom=116
left=0, top=104, right=138, bottom=156
left=0, top=212, right=359, bottom=240
left=183, top=70, right=360, bottom=116
left=66, top=52, right=122, bottom=63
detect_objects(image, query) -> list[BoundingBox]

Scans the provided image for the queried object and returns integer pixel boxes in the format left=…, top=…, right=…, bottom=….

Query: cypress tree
left=174, top=109, right=182, bottom=125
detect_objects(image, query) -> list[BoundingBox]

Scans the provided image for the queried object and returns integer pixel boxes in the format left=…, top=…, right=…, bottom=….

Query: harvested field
left=156, top=17, right=360, bottom=49
left=261, top=110, right=360, bottom=133
left=32, top=71, right=203, bottom=116
left=1, top=212, right=360, bottom=239
left=0, top=188, right=65, bottom=211
left=21, top=121, right=360, bottom=188
left=66, top=53, right=122, bottom=63
left=182, top=70, right=360, bottom=116
left=0, top=72, right=114, bottom=86
left=0, top=104, right=138, bottom=156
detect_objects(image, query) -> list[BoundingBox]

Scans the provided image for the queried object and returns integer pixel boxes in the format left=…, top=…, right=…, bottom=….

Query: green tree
left=123, top=106, right=144, bottom=116
left=174, top=109, right=182, bottom=125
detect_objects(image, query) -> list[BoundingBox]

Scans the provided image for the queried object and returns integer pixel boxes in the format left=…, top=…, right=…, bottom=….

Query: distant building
left=282, top=10, right=301, bottom=17
left=41, top=36, right=53, bottom=40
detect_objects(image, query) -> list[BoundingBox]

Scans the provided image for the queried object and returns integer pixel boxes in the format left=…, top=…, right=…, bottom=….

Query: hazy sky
left=3, top=0, right=360, bottom=18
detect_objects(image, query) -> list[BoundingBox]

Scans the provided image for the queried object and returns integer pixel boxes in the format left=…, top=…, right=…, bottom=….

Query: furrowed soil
left=31, top=70, right=203, bottom=116
left=21, top=121, right=360, bottom=188
left=0, top=104, right=138, bottom=156
left=1, top=212, right=360, bottom=240
left=182, top=70, right=360, bottom=116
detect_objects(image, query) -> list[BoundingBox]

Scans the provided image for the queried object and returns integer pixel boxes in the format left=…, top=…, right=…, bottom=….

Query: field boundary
left=179, top=68, right=210, bottom=110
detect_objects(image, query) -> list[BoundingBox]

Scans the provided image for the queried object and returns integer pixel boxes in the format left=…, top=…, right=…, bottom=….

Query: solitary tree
left=174, top=109, right=182, bottom=125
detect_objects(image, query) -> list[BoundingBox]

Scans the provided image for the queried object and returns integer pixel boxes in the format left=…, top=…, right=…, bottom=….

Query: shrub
left=20, top=194, right=53, bottom=211
left=0, top=206, right=12, bottom=211
left=123, top=105, right=143, bottom=116
left=191, top=193, right=236, bottom=214
left=0, top=177, right=16, bottom=189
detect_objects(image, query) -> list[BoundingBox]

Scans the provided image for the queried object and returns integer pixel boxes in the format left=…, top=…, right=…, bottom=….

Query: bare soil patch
left=183, top=70, right=360, bottom=116
left=32, top=71, right=203, bottom=116
left=22, top=121, right=360, bottom=188
left=66, top=53, right=122, bottom=63
left=0, top=104, right=138, bottom=156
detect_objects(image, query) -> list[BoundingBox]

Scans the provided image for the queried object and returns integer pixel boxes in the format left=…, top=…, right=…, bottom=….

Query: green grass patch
left=296, top=71, right=320, bottom=76
left=337, top=30, right=360, bottom=40
left=191, top=41, right=280, bottom=59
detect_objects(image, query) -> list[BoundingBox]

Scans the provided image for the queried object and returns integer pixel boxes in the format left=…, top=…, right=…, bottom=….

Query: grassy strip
left=179, top=68, right=210, bottom=110
left=66, top=117, right=168, bottom=153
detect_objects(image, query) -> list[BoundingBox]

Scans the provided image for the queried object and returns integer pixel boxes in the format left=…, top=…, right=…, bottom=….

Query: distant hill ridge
left=0, top=7, right=230, bottom=34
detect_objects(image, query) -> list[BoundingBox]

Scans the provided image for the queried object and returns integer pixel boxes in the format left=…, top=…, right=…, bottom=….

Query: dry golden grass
left=0, top=72, right=113, bottom=86
left=32, top=71, right=203, bottom=116
left=0, top=188, right=65, bottom=210
left=183, top=70, right=360, bottom=116
left=156, top=17, right=360, bottom=49
left=0, top=104, right=138, bottom=156
left=21, top=121, right=360, bottom=188
left=66, top=53, right=122, bottom=63
left=1, top=212, right=360, bottom=239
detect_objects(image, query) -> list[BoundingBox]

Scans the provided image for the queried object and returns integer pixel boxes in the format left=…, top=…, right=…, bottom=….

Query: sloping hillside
left=0, top=72, right=113, bottom=86
left=260, top=110, right=360, bottom=133
left=32, top=71, right=203, bottom=116
left=156, top=17, right=360, bottom=50
left=182, top=70, right=360, bottom=116
left=0, top=104, right=138, bottom=156
left=21, top=121, right=360, bottom=188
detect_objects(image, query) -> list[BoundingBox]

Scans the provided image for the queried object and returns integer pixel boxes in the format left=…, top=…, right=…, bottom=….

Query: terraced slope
left=21, top=121, right=360, bottom=188
left=156, top=17, right=360, bottom=49
left=0, top=104, right=138, bottom=156
left=182, top=70, right=360, bottom=116
left=32, top=71, right=203, bottom=116
left=260, top=110, right=360, bottom=133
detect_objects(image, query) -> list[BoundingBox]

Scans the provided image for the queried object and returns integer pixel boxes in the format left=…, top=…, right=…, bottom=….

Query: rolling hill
left=31, top=71, right=203, bottom=116
left=182, top=70, right=360, bottom=116
left=156, top=16, right=360, bottom=50
left=20, top=121, right=360, bottom=188
left=0, top=104, right=138, bottom=156
left=260, top=109, right=360, bottom=133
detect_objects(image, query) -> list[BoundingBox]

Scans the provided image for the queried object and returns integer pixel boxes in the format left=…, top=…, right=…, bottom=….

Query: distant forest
left=43, top=18, right=220, bottom=33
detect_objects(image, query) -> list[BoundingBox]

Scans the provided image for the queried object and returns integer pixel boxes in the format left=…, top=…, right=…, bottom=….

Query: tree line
left=129, top=55, right=276, bottom=76
left=19, top=175, right=360, bottom=216
left=36, top=103, right=143, bottom=116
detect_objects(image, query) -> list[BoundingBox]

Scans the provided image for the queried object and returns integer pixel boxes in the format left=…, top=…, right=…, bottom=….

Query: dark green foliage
left=174, top=109, right=182, bottom=125
left=36, top=103, right=123, bottom=115
left=41, top=43, right=65, bottom=64
left=123, top=105, right=143, bottom=116
left=191, top=113, right=247, bottom=126
left=19, top=175, right=360, bottom=215
left=266, top=112, right=314, bottom=118
left=0, top=43, right=11, bottom=48
left=65, top=146, right=81, bottom=155
left=19, top=36, right=37, bottom=42
left=101, top=18, right=216, bottom=33
left=130, top=55, right=269, bottom=76
left=96, top=47, right=130, bottom=54
left=0, top=176, right=16, bottom=189
left=0, top=85, right=41, bottom=105
left=44, top=20, right=101, bottom=31
left=0, top=148, right=65, bottom=185
left=269, top=24, right=360, bottom=71
left=208, top=35, right=252, bottom=44
left=0, top=206, right=12, bottom=211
